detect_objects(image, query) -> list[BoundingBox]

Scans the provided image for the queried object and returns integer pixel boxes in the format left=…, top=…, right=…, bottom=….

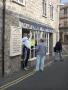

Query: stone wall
left=4, top=10, right=21, bottom=76
left=6, top=0, right=59, bottom=29
left=6, top=0, right=60, bottom=47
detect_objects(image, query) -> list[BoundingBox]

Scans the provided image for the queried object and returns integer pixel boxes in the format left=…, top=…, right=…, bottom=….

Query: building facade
left=0, top=0, right=60, bottom=76
left=59, top=3, right=68, bottom=44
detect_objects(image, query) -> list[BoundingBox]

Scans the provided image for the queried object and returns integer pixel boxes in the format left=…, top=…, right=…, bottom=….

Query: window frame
left=64, top=8, right=67, bottom=15
left=42, top=0, right=47, bottom=17
left=50, top=4, right=53, bottom=19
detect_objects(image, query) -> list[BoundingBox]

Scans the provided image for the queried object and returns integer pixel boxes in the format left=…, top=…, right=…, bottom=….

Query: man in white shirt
left=22, top=33, right=30, bottom=70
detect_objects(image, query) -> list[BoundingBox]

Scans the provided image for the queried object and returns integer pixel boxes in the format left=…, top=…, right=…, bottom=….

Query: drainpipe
left=2, top=0, right=6, bottom=77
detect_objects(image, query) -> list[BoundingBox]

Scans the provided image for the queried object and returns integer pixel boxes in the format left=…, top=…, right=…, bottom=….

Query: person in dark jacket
left=54, top=39, right=63, bottom=61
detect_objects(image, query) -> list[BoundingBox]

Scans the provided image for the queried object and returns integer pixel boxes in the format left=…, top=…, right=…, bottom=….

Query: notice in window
left=10, top=26, right=22, bottom=56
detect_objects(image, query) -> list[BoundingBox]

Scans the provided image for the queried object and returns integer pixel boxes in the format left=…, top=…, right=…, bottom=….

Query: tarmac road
left=3, top=57, right=68, bottom=90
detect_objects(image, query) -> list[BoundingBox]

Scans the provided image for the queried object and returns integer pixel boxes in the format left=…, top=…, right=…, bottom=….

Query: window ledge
left=50, top=18, right=54, bottom=21
left=42, top=14, right=47, bottom=18
left=12, top=0, right=25, bottom=6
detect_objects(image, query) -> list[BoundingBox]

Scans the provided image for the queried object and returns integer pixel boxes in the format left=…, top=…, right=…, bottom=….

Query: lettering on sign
left=10, top=26, right=22, bottom=56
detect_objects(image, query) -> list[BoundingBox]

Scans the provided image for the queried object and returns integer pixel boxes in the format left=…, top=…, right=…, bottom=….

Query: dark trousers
left=54, top=51, right=62, bottom=61
left=22, top=45, right=30, bottom=68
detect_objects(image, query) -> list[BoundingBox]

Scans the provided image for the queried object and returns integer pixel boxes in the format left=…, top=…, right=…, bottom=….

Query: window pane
left=50, top=5, right=53, bottom=19
left=30, top=31, right=36, bottom=58
left=43, top=0, right=46, bottom=16
left=14, top=0, right=18, bottom=1
left=64, top=8, right=67, bottom=15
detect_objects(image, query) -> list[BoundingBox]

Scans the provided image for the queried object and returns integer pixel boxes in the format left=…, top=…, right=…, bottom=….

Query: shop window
left=12, top=0, right=25, bottom=6
left=31, top=32, right=35, bottom=58
left=30, top=31, right=46, bottom=59
left=22, top=30, right=48, bottom=60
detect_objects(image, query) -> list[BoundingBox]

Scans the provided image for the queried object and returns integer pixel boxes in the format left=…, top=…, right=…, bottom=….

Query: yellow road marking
left=0, top=61, right=53, bottom=90
left=0, top=71, right=35, bottom=90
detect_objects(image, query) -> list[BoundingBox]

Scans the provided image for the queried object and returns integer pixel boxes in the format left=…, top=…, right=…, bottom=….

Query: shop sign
left=21, top=22, right=53, bottom=32
left=10, top=26, right=22, bottom=56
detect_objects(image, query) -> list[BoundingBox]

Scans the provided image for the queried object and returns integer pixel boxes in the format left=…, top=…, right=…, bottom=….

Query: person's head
left=40, top=38, right=44, bottom=42
left=59, top=39, right=62, bottom=42
left=23, top=33, right=27, bottom=37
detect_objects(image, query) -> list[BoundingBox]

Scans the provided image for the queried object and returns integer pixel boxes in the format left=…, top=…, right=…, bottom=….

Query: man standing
left=22, top=33, right=30, bottom=70
left=54, top=39, right=63, bottom=61
left=35, top=39, right=46, bottom=72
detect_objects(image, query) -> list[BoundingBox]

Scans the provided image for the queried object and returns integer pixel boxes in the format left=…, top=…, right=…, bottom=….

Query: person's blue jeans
left=36, top=55, right=45, bottom=71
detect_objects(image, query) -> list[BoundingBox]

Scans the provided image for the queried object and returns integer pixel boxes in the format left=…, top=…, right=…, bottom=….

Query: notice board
left=10, top=26, right=22, bottom=56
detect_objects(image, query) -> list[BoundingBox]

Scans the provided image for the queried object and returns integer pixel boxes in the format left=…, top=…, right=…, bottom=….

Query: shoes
left=35, top=69, right=43, bottom=72
left=60, top=59, right=63, bottom=62
left=54, top=60, right=58, bottom=62
left=27, top=66, right=30, bottom=69
left=24, top=67, right=28, bottom=71
left=34, top=69, right=39, bottom=72
left=40, top=69, right=43, bottom=72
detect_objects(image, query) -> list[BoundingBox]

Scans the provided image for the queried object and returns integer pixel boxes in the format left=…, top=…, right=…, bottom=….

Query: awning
left=20, top=18, right=54, bottom=33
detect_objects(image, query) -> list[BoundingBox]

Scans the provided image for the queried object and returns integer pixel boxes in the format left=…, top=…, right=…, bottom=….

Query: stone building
left=0, top=0, right=60, bottom=77
left=59, top=3, right=68, bottom=44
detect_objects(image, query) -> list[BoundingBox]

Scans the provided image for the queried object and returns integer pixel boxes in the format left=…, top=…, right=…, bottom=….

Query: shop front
left=20, top=18, right=54, bottom=62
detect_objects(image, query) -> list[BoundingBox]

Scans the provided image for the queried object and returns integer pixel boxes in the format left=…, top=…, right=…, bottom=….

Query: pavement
left=0, top=55, right=53, bottom=87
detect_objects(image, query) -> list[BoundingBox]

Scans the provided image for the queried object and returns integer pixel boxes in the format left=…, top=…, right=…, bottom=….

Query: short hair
left=59, top=39, right=62, bottom=42
left=23, top=33, right=27, bottom=36
left=40, top=39, right=44, bottom=42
